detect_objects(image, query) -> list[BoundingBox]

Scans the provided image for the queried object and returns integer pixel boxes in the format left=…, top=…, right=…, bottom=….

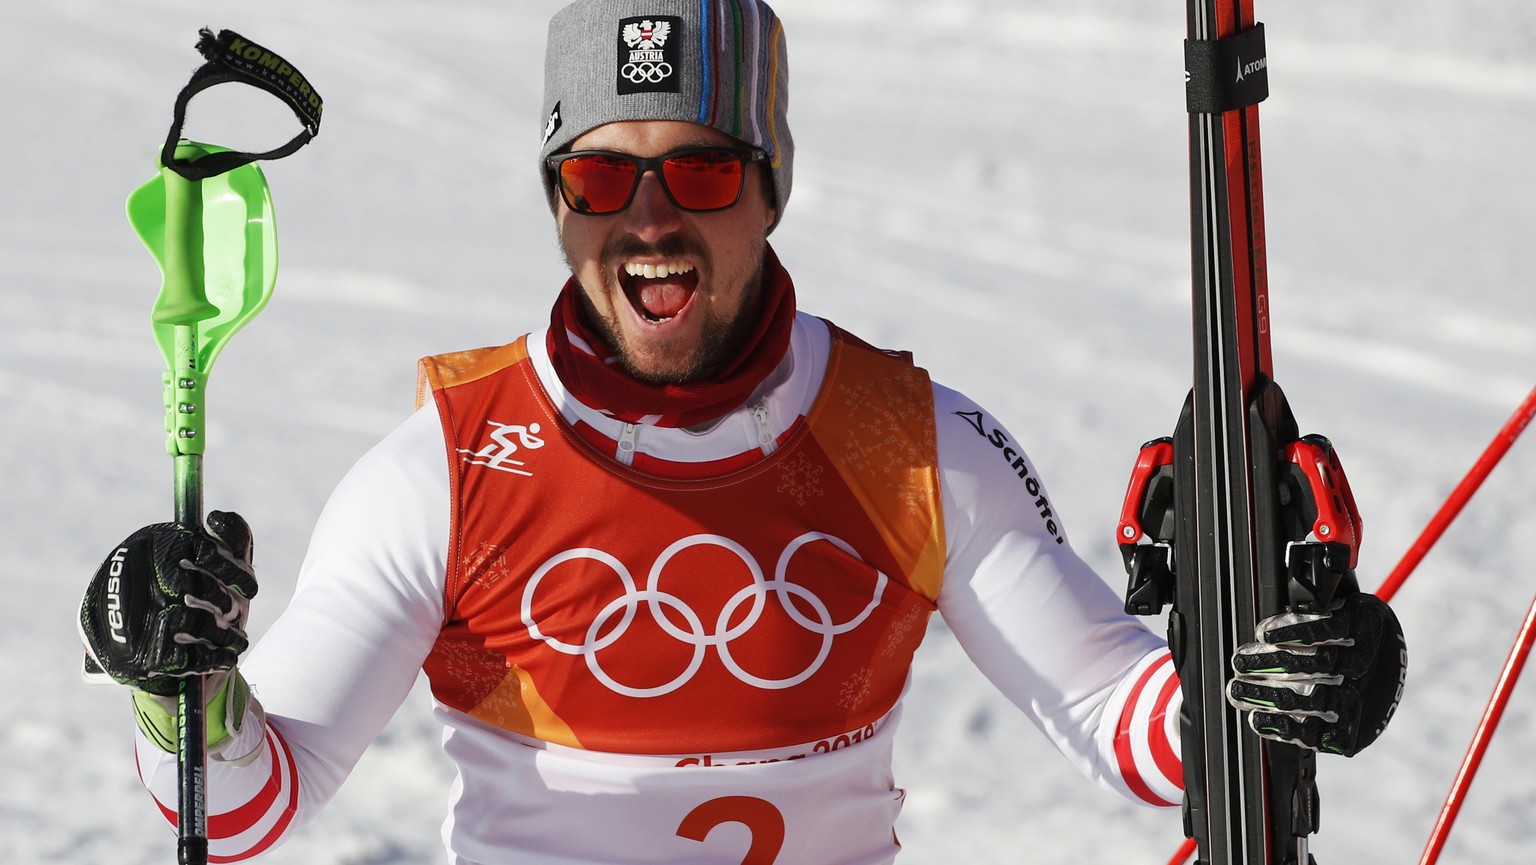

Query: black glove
left=1226, top=591, right=1406, bottom=756
left=79, top=511, right=257, bottom=696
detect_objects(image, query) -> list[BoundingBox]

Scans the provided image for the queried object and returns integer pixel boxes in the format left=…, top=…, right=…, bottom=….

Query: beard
left=562, top=232, right=766, bottom=384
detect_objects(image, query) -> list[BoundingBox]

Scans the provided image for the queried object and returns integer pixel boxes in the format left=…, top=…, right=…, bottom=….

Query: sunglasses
left=547, top=146, right=768, bottom=215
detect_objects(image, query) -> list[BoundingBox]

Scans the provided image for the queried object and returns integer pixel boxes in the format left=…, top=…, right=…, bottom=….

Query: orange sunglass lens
left=559, top=155, right=639, bottom=213
left=660, top=153, right=745, bottom=210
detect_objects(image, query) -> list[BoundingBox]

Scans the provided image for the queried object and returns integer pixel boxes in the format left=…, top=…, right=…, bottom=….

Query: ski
left=1116, top=4, right=1358, bottom=864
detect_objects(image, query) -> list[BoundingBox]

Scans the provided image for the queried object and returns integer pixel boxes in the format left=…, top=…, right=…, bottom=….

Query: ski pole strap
left=1185, top=23, right=1269, bottom=114
left=161, top=28, right=324, bottom=181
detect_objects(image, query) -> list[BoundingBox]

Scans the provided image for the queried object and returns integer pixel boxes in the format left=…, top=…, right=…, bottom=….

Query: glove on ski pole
left=1226, top=591, right=1407, bottom=756
left=79, top=510, right=257, bottom=695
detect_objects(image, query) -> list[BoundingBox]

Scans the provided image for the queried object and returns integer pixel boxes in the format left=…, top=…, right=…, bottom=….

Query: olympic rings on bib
left=621, top=61, right=673, bottom=84
left=521, top=533, right=889, bottom=698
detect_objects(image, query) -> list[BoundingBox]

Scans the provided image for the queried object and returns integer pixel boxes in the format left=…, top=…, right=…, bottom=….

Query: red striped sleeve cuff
left=1110, top=649, right=1182, bottom=807
left=141, top=726, right=302, bottom=861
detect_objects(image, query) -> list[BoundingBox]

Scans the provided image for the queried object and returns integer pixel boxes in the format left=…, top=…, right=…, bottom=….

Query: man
left=79, top=2, right=1406, bottom=863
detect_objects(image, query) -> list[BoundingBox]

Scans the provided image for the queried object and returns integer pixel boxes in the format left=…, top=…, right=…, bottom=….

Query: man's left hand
left=1227, top=592, right=1407, bottom=756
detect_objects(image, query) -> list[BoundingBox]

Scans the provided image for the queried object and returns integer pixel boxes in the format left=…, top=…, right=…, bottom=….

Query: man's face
left=555, top=120, right=777, bottom=384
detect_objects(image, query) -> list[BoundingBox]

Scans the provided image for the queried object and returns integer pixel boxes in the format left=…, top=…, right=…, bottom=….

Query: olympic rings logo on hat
left=521, top=532, right=888, bottom=698
left=621, top=61, right=673, bottom=84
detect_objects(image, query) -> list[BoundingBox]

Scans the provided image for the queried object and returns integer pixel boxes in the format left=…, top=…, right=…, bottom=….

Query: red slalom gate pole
left=1377, top=385, right=1536, bottom=603
left=1419, top=590, right=1536, bottom=865
left=1162, top=385, right=1536, bottom=865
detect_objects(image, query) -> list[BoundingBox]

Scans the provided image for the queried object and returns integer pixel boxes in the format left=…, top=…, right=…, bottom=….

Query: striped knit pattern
left=693, top=0, right=786, bottom=167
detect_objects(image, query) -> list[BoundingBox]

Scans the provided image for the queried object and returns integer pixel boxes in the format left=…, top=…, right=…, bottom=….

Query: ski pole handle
left=154, top=171, right=219, bottom=327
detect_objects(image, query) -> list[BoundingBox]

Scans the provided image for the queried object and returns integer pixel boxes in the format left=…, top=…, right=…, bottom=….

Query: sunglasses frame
left=546, top=146, right=769, bottom=215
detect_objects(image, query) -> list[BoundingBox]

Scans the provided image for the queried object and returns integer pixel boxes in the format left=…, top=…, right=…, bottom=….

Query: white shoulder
left=931, top=382, right=1070, bottom=554
left=293, top=399, right=451, bottom=607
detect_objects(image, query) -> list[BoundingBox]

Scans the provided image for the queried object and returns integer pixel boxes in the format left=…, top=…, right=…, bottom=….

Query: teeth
left=624, top=261, right=695, bottom=279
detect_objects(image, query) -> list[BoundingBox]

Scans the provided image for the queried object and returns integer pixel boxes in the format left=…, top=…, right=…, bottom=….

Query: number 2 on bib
left=676, top=796, right=785, bottom=865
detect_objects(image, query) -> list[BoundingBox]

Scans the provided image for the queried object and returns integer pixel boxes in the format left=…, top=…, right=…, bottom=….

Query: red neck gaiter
left=546, top=247, right=796, bottom=428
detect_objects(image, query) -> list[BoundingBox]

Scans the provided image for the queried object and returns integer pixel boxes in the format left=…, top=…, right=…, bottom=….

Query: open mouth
left=620, top=260, right=699, bottom=323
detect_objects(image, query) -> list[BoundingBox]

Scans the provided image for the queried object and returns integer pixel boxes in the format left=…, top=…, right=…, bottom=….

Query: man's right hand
left=79, top=510, right=258, bottom=696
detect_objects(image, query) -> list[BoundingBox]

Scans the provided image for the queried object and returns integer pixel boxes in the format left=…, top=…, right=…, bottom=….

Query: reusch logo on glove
left=616, top=16, right=682, bottom=95
left=1373, top=642, right=1409, bottom=740
left=106, top=547, right=130, bottom=644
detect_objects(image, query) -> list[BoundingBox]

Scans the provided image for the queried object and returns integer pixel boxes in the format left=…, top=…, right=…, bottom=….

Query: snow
left=4, top=1, right=1534, bottom=862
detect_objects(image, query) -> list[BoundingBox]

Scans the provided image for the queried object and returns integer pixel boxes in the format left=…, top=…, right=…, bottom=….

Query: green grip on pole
left=127, top=141, right=278, bottom=457
left=154, top=169, right=220, bottom=326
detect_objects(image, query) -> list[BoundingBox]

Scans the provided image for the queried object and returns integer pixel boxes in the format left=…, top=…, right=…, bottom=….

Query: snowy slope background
left=4, top=1, right=1534, bottom=862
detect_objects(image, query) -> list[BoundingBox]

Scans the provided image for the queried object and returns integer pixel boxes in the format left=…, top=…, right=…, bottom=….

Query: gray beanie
left=540, top=0, right=793, bottom=230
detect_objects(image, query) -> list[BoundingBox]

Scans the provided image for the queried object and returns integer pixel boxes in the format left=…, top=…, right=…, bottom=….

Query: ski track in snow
left=5, top=1, right=1534, bottom=863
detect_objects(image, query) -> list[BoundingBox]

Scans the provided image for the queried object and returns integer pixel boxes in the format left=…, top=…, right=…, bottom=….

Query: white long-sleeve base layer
left=135, top=314, right=1180, bottom=864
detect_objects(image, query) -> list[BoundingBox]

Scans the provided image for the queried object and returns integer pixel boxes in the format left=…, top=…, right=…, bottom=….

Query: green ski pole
left=130, top=140, right=278, bottom=865
left=154, top=151, right=219, bottom=535
left=160, top=155, right=217, bottom=865
left=126, top=28, right=321, bottom=864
